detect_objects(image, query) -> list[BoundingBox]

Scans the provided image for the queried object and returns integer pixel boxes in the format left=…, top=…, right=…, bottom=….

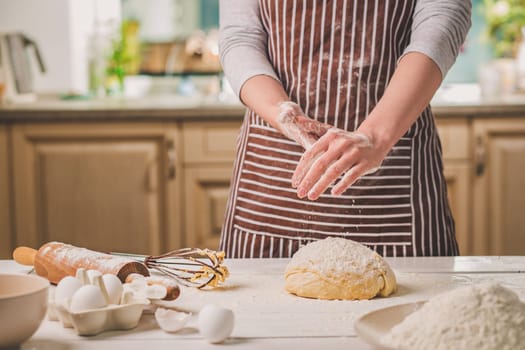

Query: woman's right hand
left=276, top=101, right=332, bottom=150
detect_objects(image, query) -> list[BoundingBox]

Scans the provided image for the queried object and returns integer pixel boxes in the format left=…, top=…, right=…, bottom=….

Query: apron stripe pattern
left=220, top=0, right=458, bottom=258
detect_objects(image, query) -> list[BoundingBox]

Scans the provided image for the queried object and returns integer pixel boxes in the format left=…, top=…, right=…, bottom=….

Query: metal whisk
left=111, top=248, right=229, bottom=289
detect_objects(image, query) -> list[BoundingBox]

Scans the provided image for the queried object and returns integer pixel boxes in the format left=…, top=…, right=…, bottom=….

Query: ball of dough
left=284, top=237, right=397, bottom=300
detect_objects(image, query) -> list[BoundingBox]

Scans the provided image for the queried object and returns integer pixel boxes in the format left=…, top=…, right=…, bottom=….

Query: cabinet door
left=184, top=167, right=233, bottom=250
left=182, top=122, right=239, bottom=250
left=183, top=122, right=240, bottom=164
left=12, top=123, right=181, bottom=255
left=473, top=119, right=525, bottom=255
left=436, top=119, right=471, bottom=255
left=443, top=163, right=471, bottom=255
left=0, top=124, right=12, bottom=258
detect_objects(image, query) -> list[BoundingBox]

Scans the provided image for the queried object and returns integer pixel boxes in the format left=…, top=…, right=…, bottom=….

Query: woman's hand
left=291, top=128, right=389, bottom=200
left=276, top=102, right=332, bottom=150
left=277, top=102, right=388, bottom=200
left=289, top=53, right=444, bottom=201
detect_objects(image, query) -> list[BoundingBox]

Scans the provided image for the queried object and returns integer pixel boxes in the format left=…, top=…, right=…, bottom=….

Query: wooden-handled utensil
left=12, top=246, right=37, bottom=266
left=13, top=242, right=149, bottom=284
left=12, top=243, right=181, bottom=300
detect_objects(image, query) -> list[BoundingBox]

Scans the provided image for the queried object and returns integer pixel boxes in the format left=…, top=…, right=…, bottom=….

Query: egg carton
left=48, top=269, right=166, bottom=336
left=47, top=269, right=235, bottom=343
left=49, top=298, right=149, bottom=336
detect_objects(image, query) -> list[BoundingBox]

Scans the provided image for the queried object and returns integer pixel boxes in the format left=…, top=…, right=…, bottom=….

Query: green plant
left=482, top=0, right=525, bottom=57
left=106, top=19, right=141, bottom=93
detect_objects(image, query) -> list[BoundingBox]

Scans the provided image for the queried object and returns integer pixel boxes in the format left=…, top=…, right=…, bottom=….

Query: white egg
left=120, top=289, right=136, bottom=304
left=128, top=276, right=147, bottom=291
left=54, top=276, right=83, bottom=305
left=144, top=284, right=167, bottom=300
left=70, top=285, right=107, bottom=312
left=198, top=304, right=234, bottom=344
left=102, top=274, right=123, bottom=305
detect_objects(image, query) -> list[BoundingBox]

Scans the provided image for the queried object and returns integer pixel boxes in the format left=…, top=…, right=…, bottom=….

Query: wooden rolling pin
left=13, top=242, right=150, bottom=283
left=13, top=242, right=180, bottom=301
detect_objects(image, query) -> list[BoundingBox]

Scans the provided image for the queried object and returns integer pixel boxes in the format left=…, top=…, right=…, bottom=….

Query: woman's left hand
left=291, top=128, right=388, bottom=200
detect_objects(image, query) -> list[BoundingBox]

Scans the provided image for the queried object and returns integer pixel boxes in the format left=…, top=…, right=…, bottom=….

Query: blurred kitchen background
left=0, top=0, right=228, bottom=101
left=1, top=0, right=524, bottom=259
left=0, top=0, right=522, bottom=100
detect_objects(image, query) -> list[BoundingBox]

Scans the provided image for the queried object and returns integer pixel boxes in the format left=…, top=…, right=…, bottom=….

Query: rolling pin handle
left=12, top=246, right=38, bottom=266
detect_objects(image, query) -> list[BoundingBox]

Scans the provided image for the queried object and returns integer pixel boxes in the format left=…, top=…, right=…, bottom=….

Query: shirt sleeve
left=401, top=0, right=472, bottom=78
left=219, top=0, right=280, bottom=97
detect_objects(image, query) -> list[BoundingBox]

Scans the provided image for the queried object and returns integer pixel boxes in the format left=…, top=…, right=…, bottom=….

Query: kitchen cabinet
left=443, top=163, right=472, bottom=254
left=0, top=124, right=12, bottom=258
left=0, top=117, right=511, bottom=258
left=182, top=122, right=239, bottom=249
left=183, top=167, right=233, bottom=249
left=435, top=118, right=472, bottom=255
left=2, top=96, right=525, bottom=258
left=11, top=123, right=182, bottom=255
left=472, top=118, right=525, bottom=255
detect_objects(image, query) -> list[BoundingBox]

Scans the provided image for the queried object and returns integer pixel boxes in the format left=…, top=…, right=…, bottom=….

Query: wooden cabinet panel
left=0, top=125, right=12, bottom=258
left=436, top=119, right=472, bottom=255
left=182, top=122, right=240, bottom=164
left=12, top=123, right=182, bottom=255
left=436, top=119, right=470, bottom=160
left=473, top=119, right=525, bottom=255
left=443, top=163, right=471, bottom=255
left=183, top=167, right=233, bottom=250
left=181, top=121, right=239, bottom=250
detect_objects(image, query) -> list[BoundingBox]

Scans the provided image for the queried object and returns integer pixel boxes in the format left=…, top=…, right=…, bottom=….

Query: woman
left=218, top=0, right=471, bottom=258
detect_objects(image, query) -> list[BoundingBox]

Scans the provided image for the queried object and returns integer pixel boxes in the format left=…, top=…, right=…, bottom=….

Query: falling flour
left=383, top=283, right=525, bottom=350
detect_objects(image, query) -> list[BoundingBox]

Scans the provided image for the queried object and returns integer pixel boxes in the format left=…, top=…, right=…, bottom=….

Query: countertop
left=0, top=95, right=246, bottom=122
left=2, top=257, right=525, bottom=350
left=2, top=84, right=525, bottom=122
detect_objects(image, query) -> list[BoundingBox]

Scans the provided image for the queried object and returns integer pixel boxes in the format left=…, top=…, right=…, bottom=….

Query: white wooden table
left=2, top=257, right=525, bottom=350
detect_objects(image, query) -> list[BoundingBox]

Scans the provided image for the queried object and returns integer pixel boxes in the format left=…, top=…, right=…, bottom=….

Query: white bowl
left=0, top=274, right=49, bottom=348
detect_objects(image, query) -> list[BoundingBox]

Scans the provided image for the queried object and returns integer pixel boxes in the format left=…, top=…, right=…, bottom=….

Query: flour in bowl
left=383, top=282, right=525, bottom=350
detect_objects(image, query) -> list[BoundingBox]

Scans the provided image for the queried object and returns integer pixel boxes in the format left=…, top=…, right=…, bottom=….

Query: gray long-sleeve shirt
left=219, top=0, right=472, bottom=97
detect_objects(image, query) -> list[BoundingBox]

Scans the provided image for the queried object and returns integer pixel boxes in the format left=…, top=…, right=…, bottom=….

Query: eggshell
left=102, top=274, right=123, bottom=305
left=55, top=276, right=83, bottom=305
left=155, top=308, right=192, bottom=333
left=198, top=304, right=234, bottom=344
left=70, top=285, right=107, bottom=312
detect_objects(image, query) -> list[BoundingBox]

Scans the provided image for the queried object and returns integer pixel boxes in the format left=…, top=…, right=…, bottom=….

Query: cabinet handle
left=166, top=139, right=177, bottom=179
left=475, top=136, right=485, bottom=176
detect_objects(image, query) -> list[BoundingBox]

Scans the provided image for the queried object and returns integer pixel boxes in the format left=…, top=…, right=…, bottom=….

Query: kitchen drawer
left=436, top=119, right=470, bottom=160
left=182, top=122, right=241, bottom=164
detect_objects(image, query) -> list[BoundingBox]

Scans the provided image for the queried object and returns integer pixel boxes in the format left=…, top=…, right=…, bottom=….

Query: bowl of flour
left=355, top=282, right=525, bottom=350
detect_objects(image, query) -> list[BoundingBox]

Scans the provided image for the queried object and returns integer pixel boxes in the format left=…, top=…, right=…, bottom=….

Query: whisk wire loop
left=111, top=248, right=229, bottom=289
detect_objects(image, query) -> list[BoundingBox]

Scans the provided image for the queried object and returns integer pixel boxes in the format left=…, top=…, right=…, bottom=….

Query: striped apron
left=220, top=0, right=458, bottom=258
